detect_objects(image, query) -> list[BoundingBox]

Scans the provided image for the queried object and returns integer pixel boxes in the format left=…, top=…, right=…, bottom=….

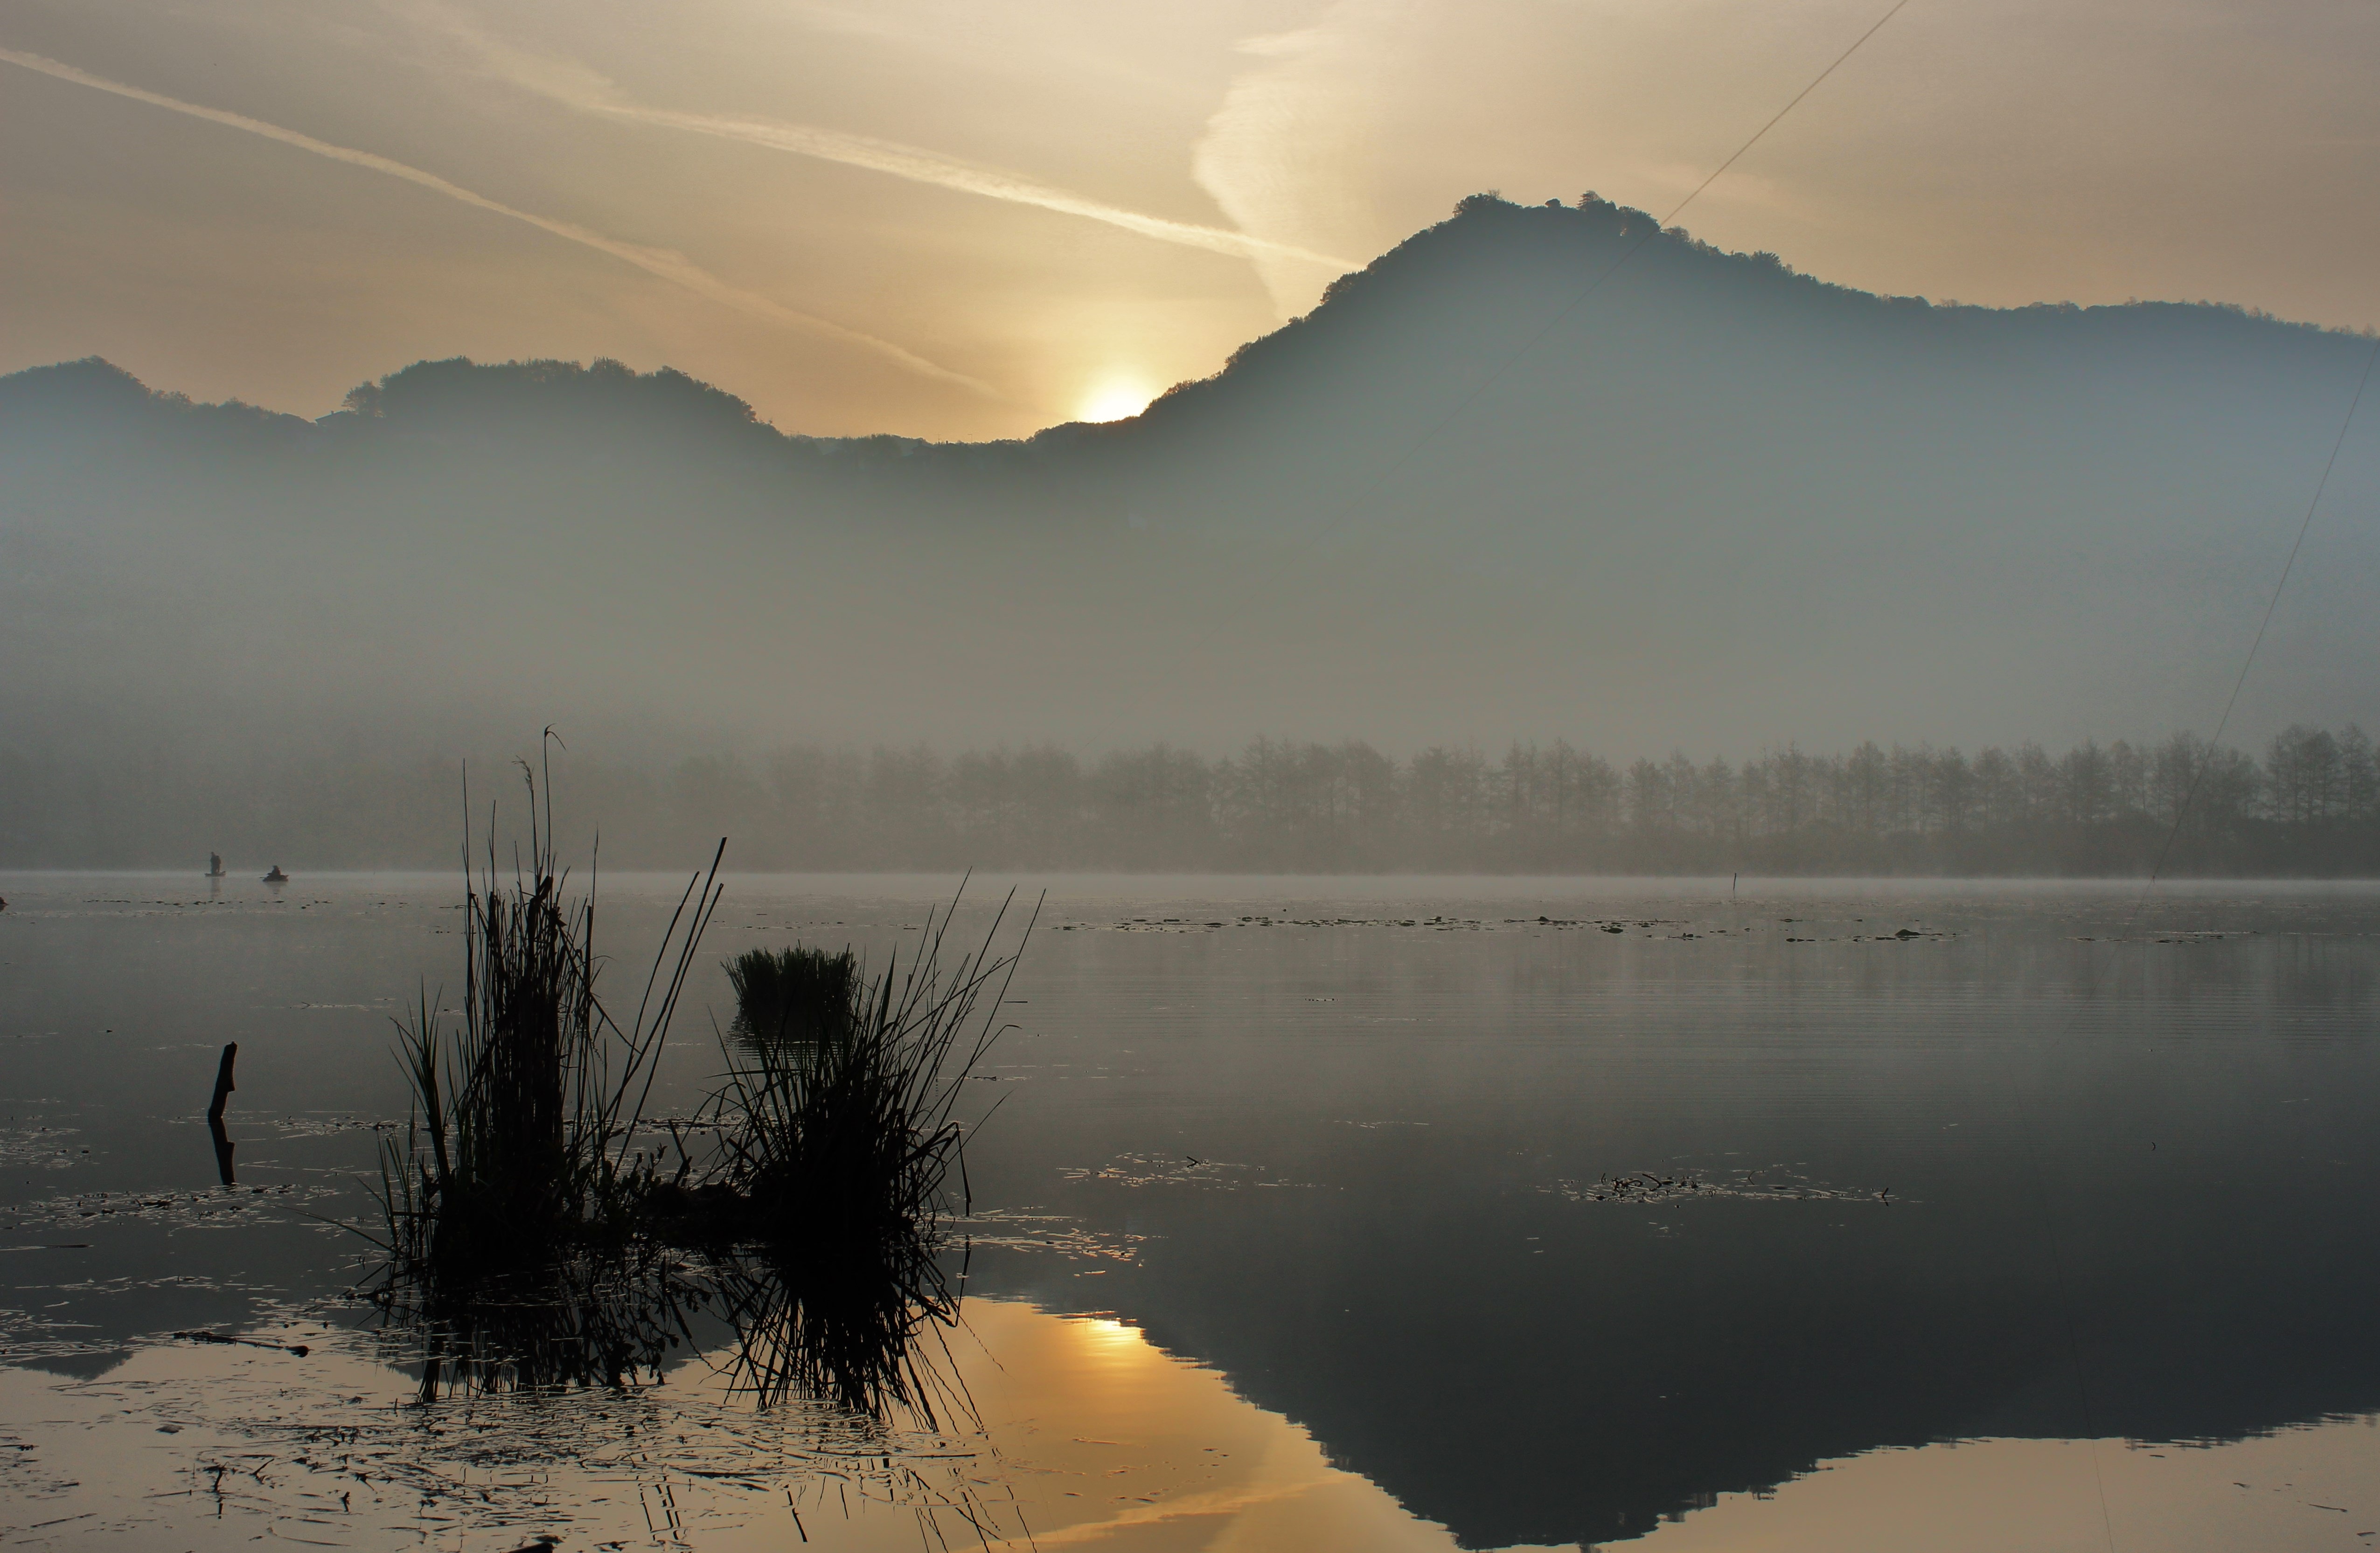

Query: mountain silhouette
left=5, top=193, right=2377, bottom=767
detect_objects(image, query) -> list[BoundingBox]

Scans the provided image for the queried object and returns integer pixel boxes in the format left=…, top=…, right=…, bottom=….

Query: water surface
left=3, top=871, right=2376, bottom=1550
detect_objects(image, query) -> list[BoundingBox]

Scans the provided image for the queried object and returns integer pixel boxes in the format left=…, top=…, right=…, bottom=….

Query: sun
left=1075, top=375, right=1156, bottom=424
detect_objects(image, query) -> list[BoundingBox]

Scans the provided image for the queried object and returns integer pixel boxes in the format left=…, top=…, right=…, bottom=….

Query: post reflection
left=207, top=1116, right=235, bottom=1186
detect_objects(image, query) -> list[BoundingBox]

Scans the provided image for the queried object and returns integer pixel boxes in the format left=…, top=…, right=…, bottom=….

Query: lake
left=3, top=870, right=2377, bottom=1551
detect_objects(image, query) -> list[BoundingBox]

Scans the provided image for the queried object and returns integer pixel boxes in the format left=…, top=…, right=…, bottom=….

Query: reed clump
left=374, top=752, right=1027, bottom=1418
left=380, top=756, right=723, bottom=1281
left=687, top=894, right=1031, bottom=1255
left=381, top=771, right=1025, bottom=1264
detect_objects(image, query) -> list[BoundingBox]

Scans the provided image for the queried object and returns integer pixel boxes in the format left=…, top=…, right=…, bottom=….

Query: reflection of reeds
left=727, top=945, right=858, bottom=1046
left=710, top=1241, right=971, bottom=1428
left=702, top=891, right=1034, bottom=1255
left=371, top=1244, right=710, bottom=1401
left=368, top=1237, right=968, bottom=1430
left=380, top=749, right=724, bottom=1279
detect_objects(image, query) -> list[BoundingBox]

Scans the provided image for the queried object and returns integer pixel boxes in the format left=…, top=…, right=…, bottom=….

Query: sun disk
left=1077, top=377, right=1155, bottom=423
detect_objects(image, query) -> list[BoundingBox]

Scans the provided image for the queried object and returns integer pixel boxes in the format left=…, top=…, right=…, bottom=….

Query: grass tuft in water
left=688, top=891, right=1034, bottom=1256
left=726, top=945, right=858, bottom=1047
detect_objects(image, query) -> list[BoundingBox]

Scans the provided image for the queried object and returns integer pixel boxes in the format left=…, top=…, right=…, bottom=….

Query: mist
left=7, top=194, right=2378, bottom=869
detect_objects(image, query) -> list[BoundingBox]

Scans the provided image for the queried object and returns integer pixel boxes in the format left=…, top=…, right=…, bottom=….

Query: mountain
left=5, top=193, right=2377, bottom=774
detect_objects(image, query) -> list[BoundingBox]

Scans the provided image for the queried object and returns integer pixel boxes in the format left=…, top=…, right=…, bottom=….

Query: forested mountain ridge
left=1091, top=194, right=2374, bottom=525
left=9, top=191, right=2366, bottom=493
left=6, top=194, right=2378, bottom=827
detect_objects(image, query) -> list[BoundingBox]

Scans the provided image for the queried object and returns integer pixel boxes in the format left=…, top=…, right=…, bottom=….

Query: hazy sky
left=6, top=0, right=2379, bottom=439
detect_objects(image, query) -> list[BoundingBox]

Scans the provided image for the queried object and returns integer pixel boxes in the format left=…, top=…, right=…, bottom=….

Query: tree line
left=5, top=726, right=2376, bottom=875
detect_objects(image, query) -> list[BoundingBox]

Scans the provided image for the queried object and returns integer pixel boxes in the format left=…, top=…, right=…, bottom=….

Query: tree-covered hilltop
left=6, top=725, right=2371, bottom=875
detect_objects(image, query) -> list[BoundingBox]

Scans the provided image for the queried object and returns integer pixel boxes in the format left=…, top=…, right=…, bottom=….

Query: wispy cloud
left=0, top=45, right=993, bottom=395
left=397, top=0, right=1361, bottom=282
left=1194, top=4, right=1392, bottom=318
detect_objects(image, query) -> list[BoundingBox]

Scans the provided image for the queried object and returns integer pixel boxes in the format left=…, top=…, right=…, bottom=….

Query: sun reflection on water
left=8, top=1276, right=2367, bottom=1550
left=0, top=1297, right=1500, bottom=1551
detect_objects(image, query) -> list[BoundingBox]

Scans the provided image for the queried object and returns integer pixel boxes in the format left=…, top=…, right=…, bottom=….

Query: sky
left=6, top=0, right=2380, bottom=441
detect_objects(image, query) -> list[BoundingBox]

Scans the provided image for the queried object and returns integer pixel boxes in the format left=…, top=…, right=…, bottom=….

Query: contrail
left=397, top=0, right=1361, bottom=274
left=591, top=100, right=1361, bottom=272
left=0, top=46, right=994, bottom=395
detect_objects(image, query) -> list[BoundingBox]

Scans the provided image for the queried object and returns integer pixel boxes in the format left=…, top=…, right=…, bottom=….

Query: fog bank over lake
left=7, top=726, right=2377, bottom=874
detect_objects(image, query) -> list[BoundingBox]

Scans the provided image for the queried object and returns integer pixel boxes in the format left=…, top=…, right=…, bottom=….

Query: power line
left=2145, top=334, right=2380, bottom=884
left=2020, top=330, right=2380, bottom=1553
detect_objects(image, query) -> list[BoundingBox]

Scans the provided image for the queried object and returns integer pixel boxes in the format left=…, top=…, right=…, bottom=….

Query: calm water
left=3, top=870, right=2378, bottom=1551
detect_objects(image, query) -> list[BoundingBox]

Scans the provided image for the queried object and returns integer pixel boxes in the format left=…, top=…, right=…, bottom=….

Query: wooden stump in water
left=207, top=1042, right=237, bottom=1123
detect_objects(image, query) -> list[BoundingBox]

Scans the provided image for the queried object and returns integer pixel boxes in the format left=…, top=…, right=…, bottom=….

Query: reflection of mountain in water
left=1115, top=1177, right=2380, bottom=1549
left=964, top=929, right=2380, bottom=1550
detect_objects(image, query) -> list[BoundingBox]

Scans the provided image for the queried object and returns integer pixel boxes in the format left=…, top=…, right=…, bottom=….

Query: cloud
left=1192, top=3, right=1393, bottom=317
left=394, top=0, right=1360, bottom=281
left=0, top=45, right=993, bottom=396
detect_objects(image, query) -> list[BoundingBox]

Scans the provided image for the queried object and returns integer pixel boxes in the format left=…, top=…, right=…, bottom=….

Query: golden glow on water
left=1073, top=1314, right=1149, bottom=1364
left=1626, top=1426, right=2380, bottom=1553
left=0, top=1301, right=1505, bottom=1552
left=7, top=1301, right=2377, bottom=1551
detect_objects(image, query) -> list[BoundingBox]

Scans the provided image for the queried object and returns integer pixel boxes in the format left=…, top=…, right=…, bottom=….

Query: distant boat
left=262, top=866, right=289, bottom=883
left=206, top=853, right=226, bottom=878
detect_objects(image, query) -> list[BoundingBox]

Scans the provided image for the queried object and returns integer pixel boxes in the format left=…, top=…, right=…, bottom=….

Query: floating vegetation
left=12, top=1181, right=328, bottom=1229
left=0, top=1123, right=84, bottom=1170
left=951, top=1207, right=1146, bottom=1264
left=1077, top=914, right=1704, bottom=934
left=1558, top=1171, right=1728, bottom=1205
left=1545, top=1170, right=1897, bottom=1206
left=1057, top=1151, right=1286, bottom=1191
